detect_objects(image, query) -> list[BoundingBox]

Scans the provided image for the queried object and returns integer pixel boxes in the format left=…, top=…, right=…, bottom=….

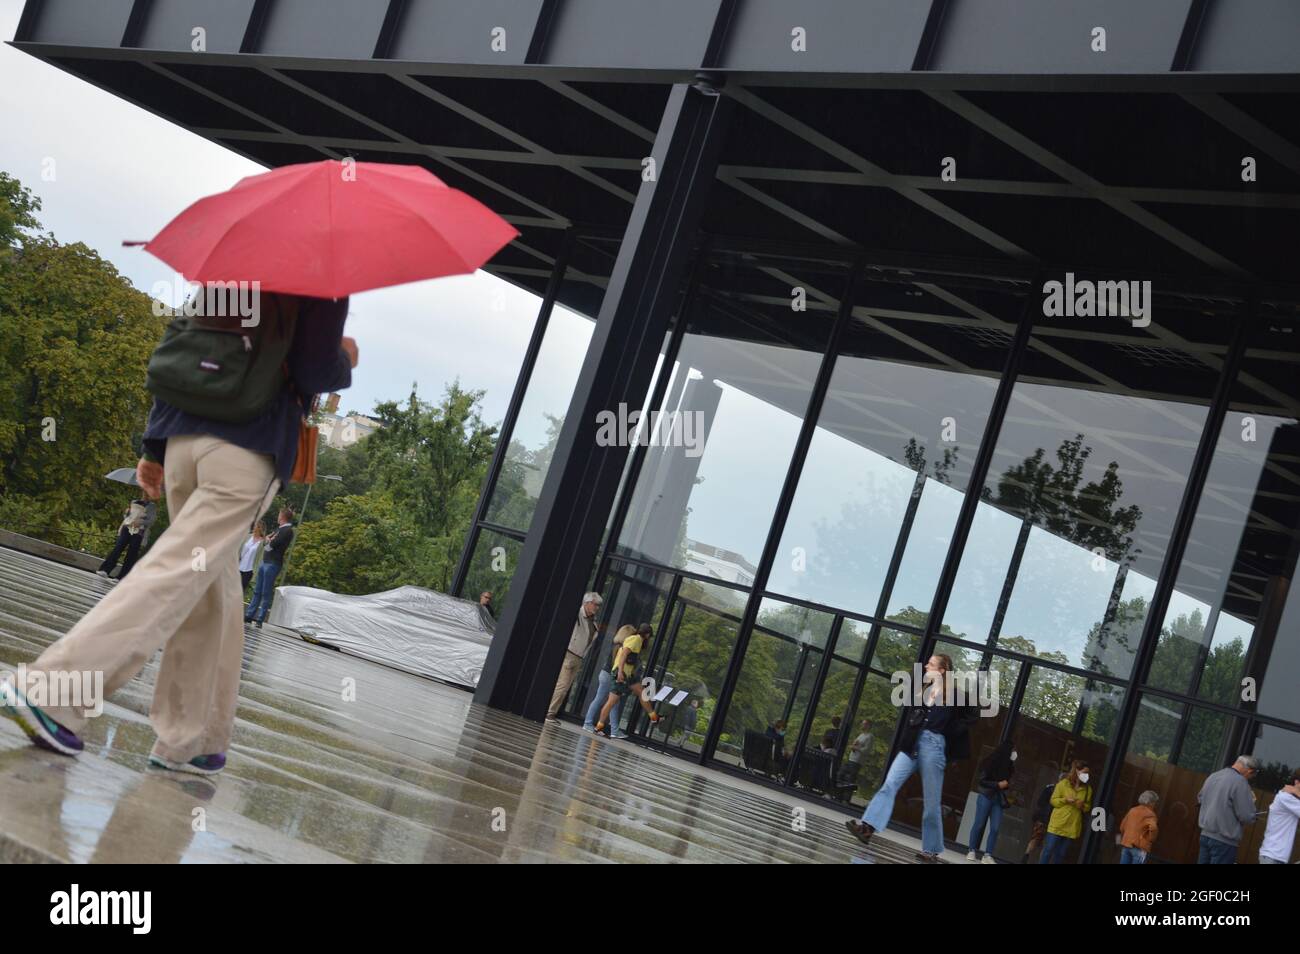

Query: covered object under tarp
left=268, top=585, right=494, bottom=689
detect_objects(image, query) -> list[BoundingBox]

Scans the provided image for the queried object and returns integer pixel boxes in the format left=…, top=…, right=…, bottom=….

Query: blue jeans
left=1197, top=835, right=1237, bottom=864
left=967, top=791, right=1003, bottom=856
left=1120, top=846, right=1147, bottom=864
left=245, top=562, right=281, bottom=622
left=583, top=669, right=622, bottom=730
left=862, top=729, right=946, bottom=855
left=1039, top=832, right=1073, bottom=864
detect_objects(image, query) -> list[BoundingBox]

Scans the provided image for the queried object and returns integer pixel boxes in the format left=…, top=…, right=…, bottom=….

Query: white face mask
left=1010, top=751, right=1018, bottom=762
left=1077, top=772, right=1090, bottom=784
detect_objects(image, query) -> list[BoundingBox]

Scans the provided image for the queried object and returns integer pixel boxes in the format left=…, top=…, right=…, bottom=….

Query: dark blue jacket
left=143, top=295, right=352, bottom=486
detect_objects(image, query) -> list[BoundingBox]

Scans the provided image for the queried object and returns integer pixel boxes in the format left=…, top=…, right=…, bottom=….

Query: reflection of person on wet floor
left=98, top=497, right=157, bottom=581
left=965, top=739, right=1016, bottom=863
left=594, top=623, right=664, bottom=740
left=1040, top=759, right=1092, bottom=864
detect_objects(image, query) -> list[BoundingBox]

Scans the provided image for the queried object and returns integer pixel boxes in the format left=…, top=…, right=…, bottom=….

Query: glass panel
left=639, top=578, right=749, bottom=749
left=1007, top=670, right=1124, bottom=864
left=615, top=252, right=841, bottom=575
left=768, top=280, right=1019, bottom=621
left=792, top=657, right=866, bottom=803
left=486, top=299, right=596, bottom=531
left=870, top=627, right=920, bottom=674
left=1102, top=694, right=1248, bottom=864
left=459, top=528, right=523, bottom=621
left=945, top=295, right=1233, bottom=677
left=1147, top=310, right=1300, bottom=722
left=715, top=598, right=835, bottom=773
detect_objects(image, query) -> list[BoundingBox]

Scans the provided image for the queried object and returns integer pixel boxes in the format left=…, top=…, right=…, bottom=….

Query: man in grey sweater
left=1197, top=755, right=1260, bottom=864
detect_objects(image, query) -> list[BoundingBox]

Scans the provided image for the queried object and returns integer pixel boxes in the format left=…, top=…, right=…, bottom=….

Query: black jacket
left=897, top=702, right=978, bottom=762
left=264, top=523, right=295, bottom=565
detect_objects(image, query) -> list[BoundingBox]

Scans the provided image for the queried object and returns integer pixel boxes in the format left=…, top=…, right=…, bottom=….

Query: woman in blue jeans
left=965, top=739, right=1015, bottom=863
left=845, top=653, right=976, bottom=863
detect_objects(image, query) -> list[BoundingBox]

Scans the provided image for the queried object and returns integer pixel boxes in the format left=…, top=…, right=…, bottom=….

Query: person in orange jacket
left=1118, top=790, right=1160, bottom=863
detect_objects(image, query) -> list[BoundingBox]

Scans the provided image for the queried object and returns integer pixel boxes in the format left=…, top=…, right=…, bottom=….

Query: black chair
left=743, top=729, right=778, bottom=775
left=797, top=748, right=836, bottom=794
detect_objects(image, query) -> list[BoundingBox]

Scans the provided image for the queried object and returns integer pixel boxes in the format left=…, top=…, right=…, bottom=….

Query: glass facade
left=465, top=238, right=1300, bottom=864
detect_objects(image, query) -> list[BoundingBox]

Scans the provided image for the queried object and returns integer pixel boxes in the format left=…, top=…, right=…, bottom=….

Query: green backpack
left=146, top=292, right=298, bottom=424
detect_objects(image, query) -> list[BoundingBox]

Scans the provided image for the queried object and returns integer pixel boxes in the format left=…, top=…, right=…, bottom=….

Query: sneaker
left=148, top=752, right=227, bottom=776
left=254, top=619, right=263, bottom=629
left=844, top=819, right=874, bottom=845
left=916, top=851, right=945, bottom=864
left=544, top=716, right=562, bottom=725
left=95, top=570, right=108, bottom=578
left=966, top=850, right=977, bottom=861
left=0, top=680, right=84, bottom=756
left=582, top=724, right=595, bottom=732
left=981, top=854, right=997, bottom=864
left=610, top=730, right=629, bottom=740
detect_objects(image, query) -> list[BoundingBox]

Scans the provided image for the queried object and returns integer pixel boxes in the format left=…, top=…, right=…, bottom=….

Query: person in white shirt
left=239, top=523, right=266, bottom=594
left=1259, top=769, right=1300, bottom=864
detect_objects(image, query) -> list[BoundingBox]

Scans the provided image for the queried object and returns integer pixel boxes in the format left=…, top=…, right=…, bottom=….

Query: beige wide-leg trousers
left=23, top=435, right=277, bottom=762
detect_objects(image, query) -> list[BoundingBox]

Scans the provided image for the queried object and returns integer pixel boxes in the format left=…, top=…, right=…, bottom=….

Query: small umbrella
left=105, top=467, right=140, bottom=487
left=127, top=160, right=519, bottom=298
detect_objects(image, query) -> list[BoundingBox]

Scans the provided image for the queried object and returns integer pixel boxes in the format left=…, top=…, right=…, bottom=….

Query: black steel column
left=700, top=264, right=861, bottom=763
left=1079, top=300, right=1252, bottom=864
left=474, top=80, right=733, bottom=719
left=451, top=230, right=574, bottom=597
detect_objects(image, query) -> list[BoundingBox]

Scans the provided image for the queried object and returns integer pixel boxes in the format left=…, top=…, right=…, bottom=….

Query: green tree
left=0, top=174, right=167, bottom=545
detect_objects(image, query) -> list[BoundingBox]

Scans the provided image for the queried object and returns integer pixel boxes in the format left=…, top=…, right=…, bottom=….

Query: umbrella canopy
left=105, top=468, right=140, bottom=487
left=134, top=160, right=519, bottom=298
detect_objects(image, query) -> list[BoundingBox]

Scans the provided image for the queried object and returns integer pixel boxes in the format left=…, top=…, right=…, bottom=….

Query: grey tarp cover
left=269, top=584, right=494, bottom=688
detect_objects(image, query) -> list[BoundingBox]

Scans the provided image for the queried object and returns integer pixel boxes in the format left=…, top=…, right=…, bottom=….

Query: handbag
left=289, top=394, right=319, bottom=484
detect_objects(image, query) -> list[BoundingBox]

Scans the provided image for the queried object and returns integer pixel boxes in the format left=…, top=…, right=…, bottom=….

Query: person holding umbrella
left=97, top=495, right=157, bottom=581
left=1, top=160, right=515, bottom=774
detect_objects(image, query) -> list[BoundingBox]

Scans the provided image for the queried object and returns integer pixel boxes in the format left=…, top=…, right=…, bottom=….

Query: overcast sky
left=0, top=0, right=582, bottom=431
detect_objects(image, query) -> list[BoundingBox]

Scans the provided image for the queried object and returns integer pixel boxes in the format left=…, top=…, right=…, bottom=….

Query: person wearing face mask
left=845, top=653, right=978, bottom=863
left=1040, top=759, right=1092, bottom=864
left=966, top=739, right=1016, bottom=863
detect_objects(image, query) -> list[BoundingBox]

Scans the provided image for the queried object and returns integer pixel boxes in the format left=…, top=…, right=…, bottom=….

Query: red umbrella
left=131, top=160, right=518, bottom=298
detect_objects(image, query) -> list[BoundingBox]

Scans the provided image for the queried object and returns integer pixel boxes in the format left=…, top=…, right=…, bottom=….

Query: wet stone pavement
left=0, top=547, right=926, bottom=863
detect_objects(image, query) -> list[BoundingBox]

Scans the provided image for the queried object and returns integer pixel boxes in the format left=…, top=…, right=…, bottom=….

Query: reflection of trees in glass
left=903, top=438, right=958, bottom=486
left=991, top=434, right=1142, bottom=560
left=489, top=412, right=563, bottom=532
left=1147, top=607, right=1247, bottom=706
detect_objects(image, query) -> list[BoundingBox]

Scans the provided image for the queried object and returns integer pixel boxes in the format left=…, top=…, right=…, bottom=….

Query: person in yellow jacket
left=1040, top=759, right=1092, bottom=863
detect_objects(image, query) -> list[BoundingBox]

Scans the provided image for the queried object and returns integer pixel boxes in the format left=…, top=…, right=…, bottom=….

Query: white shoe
left=544, top=716, right=561, bottom=725
left=966, top=851, right=977, bottom=861
left=95, top=570, right=108, bottom=578
left=981, top=854, right=997, bottom=864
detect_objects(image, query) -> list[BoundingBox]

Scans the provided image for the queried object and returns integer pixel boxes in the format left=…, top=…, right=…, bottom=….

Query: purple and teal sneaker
left=0, top=679, right=85, bottom=756
left=148, top=752, right=226, bottom=776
